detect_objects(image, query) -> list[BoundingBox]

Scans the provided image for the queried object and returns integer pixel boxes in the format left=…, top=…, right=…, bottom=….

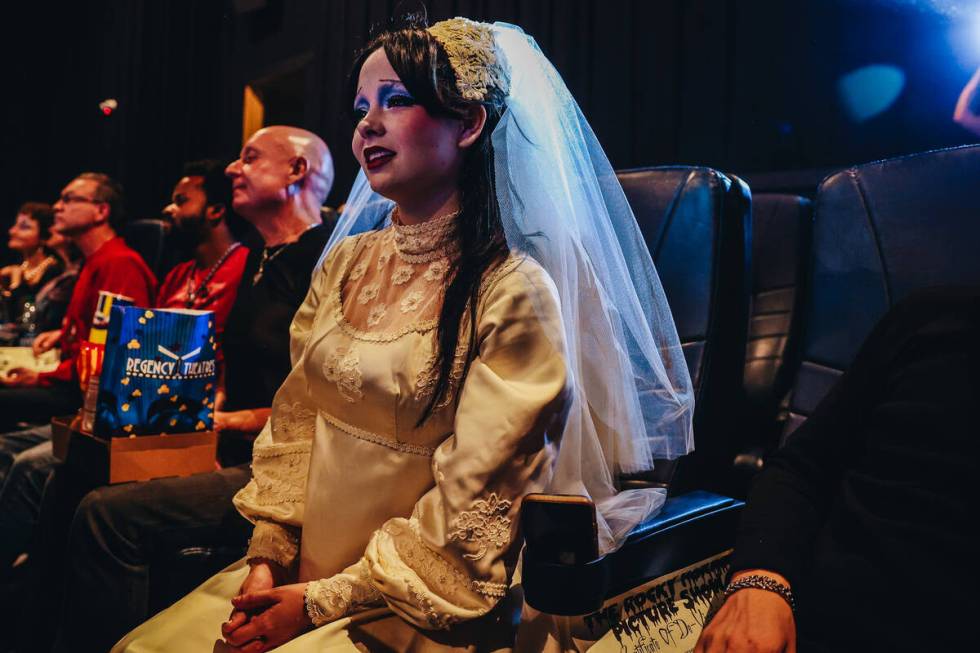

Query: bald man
left=36, top=129, right=335, bottom=653
left=228, top=126, right=333, bottom=231
left=217, top=125, right=334, bottom=434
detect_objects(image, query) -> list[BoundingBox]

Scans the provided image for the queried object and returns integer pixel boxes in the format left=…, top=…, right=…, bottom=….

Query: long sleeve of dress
left=304, top=259, right=570, bottom=629
left=232, top=245, right=337, bottom=568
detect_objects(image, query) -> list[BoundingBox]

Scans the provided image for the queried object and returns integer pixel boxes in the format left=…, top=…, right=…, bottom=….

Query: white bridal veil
left=323, top=21, right=694, bottom=553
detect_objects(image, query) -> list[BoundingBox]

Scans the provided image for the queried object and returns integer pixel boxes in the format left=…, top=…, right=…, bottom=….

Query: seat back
left=786, top=144, right=980, bottom=437
left=124, top=218, right=172, bottom=281
left=740, top=194, right=812, bottom=455
left=617, top=167, right=751, bottom=493
left=522, top=166, right=751, bottom=618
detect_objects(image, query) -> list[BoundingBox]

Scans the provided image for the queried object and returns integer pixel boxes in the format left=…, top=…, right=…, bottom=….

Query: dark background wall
left=2, top=0, right=978, bottom=251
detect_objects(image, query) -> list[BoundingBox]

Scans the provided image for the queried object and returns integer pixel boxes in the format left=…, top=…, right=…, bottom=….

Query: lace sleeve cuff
left=304, top=560, right=383, bottom=627
left=246, top=520, right=300, bottom=568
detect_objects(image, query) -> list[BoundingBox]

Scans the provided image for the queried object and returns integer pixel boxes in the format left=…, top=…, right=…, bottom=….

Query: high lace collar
left=391, top=209, right=460, bottom=262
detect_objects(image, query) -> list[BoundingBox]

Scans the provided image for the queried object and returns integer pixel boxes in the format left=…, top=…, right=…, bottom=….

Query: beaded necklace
left=183, top=242, right=243, bottom=308
left=22, top=256, right=56, bottom=285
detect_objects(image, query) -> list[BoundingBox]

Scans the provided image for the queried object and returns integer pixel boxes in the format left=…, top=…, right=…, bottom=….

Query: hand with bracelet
left=695, top=569, right=796, bottom=653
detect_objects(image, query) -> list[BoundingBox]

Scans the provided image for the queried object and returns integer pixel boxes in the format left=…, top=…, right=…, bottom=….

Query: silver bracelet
left=724, top=574, right=796, bottom=612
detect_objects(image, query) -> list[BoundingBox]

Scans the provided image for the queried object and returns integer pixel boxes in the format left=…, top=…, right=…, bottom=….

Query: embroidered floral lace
left=427, top=18, right=509, bottom=102
left=447, top=493, right=514, bottom=561
left=326, top=211, right=463, bottom=406
left=386, top=520, right=508, bottom=629
left=304, top=560, right=383, bottom=627
left=246, top=520, right=301, bottom=568
left=337, top=217, right=454, bottom=330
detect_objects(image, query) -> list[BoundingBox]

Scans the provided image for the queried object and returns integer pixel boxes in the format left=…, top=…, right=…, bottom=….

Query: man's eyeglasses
left=57, top=194, right=105, bottom=205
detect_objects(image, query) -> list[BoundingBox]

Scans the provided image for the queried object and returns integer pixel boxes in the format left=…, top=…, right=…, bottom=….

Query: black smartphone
left=521, top=493, right=599, bottom=565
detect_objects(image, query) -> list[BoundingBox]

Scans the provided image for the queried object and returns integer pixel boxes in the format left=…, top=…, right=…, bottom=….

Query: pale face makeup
left=352, top=48, right=466, bottom=216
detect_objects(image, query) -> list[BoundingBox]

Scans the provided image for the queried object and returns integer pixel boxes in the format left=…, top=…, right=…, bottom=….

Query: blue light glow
left=837, top=65, right=907, bottom=122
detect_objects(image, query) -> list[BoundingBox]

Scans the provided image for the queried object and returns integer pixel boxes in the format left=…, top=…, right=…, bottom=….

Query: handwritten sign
left=585, top=551, right=731, bottom=653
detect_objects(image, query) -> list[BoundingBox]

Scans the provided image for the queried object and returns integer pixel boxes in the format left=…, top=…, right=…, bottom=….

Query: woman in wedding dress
left=114, top=15, right=693, bottom=653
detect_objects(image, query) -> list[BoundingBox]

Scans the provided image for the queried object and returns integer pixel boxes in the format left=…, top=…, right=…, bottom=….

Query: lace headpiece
left=427, top=17, right=509, bottom=101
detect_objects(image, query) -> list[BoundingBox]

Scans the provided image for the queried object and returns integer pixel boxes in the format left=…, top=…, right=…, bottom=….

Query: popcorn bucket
left=94, top=306, right=216, bottom=437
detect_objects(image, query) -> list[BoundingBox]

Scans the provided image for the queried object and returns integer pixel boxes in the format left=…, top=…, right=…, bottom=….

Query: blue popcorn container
left=95, top=306, right=217, bottom=437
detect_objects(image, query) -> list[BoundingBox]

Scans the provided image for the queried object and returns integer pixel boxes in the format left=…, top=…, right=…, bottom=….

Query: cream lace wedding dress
left=113, top=213, right=569, bottom=652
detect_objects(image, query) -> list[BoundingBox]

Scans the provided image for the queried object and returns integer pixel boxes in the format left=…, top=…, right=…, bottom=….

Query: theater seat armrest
left=522, top=491, right=743, bottom=615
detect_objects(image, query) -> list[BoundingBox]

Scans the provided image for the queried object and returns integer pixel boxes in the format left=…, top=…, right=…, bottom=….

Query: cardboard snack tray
left=51, top=415, right=216, bottom=485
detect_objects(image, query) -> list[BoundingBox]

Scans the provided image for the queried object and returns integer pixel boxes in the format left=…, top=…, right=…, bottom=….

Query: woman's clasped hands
left=222, top=559, right=313, bottom=652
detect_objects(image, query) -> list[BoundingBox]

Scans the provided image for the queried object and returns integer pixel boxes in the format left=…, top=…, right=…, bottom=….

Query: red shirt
left=156, top=244, right=249, bottom=363
left=39, top=237, right=157, bottom=386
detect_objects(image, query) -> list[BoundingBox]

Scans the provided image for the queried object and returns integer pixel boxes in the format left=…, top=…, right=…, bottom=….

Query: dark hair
left=182, top=158, right=250, bottom=239
left=350, top=17, right=509, bottom=424
left=182, top=159, right=233, bottom=211
left=76, top=172, right=126, bottom=233
left=17, top=202, right=55, bottom=240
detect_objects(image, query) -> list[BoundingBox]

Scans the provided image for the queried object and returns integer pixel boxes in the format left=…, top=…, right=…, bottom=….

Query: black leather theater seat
left=522, top=491, right=743, bottom=616
left=124, top=218, right=173, bottom=280
left=524, top=145, right=980, bottom=619
left=786, top=144, right=980, bottom=437
left=735, top=194, right=812, bottom=480
left=522, top=167, right=752, bottom=616
left=617, top=167, right=752, bottom=494
left=743, top=194, right=811, bottom=425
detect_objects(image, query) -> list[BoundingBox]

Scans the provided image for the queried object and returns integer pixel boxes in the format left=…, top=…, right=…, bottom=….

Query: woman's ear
left=457, top=105, right=488, bottom=149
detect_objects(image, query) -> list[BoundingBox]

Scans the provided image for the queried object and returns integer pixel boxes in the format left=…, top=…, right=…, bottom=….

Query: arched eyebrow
left=356, top=79, right=407, bottom=95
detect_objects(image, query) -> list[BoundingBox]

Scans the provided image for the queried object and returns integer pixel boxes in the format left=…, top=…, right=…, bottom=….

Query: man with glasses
left=0, top=172, right=156, bottom=485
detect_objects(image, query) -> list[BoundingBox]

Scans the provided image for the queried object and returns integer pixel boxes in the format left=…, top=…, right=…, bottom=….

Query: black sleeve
left=729, top=288, right=980, bottom=586
left=729, top=343, right=878, bottom=585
